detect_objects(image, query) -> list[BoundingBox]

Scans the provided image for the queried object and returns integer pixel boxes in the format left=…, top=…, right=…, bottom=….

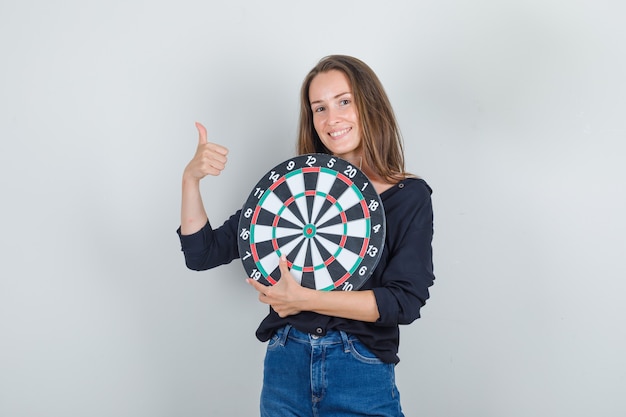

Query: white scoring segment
left=310, top=238, right=325, bottom=266
left=346, top=218, right=369, bottom=238
left=292, top=238, right=309, bottom=267
left=316, top=218, right=371, bottom=239
left=314, top=203, right=341, bottom=227
left=251, top=225, right=274, bottom=243
left=310, top=171, right=336, bottom=222
left=309, top=240, right=340, bottom=289
left=290, top=269, right=303, bottom=285
left=273, top=226, right=304, bottom=240
left=315, top=223, right=345, bottom=236
left=313, top=265, right=334, bottom=290
left=257, top=252, right=280, bottom=277
left=285, top=172, right=310, bottom=223
left=279, top=234, right=305, bottom=258
left=261, top=192, right=303, bottom=227
left=334, top=245, right=362, bottom=272
left=313, top=234, right=343, bottom=259
left=334, top=186, right=361, bottom=212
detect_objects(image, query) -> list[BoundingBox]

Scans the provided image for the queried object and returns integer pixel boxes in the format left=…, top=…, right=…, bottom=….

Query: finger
left=207, top=142, right=229, bottom=156
left=247, top=278, right=267, bottom=293
left=279, top=254, right=290, bottom=270
left=206, top=142, right=229, bottom=157
left=278, top=254, right=291, bottom=277
left=195, top=122, right=208, bottom=145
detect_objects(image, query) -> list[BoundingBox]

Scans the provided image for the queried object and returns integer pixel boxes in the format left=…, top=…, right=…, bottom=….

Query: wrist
left=301, top=287, right=321, bottom=312
left=182, top=171, right=201, bottom=186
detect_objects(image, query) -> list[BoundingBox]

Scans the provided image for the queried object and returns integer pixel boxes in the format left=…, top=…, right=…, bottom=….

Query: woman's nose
left=327, top=107, right=341, bottom=124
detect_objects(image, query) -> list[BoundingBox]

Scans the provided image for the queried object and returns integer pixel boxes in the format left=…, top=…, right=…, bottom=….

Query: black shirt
left=177, top=177, right=435, bottom=364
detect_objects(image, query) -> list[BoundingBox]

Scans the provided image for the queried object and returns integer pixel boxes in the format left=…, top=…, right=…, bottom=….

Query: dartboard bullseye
left=238, top=154, right=386, bottom=291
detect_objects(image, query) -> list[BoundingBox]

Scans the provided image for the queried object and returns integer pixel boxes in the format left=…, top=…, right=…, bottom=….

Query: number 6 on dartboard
left=237, top=153, right=386, bottom=291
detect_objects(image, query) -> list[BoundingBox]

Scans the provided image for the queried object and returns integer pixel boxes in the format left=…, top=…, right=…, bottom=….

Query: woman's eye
left=339, top=99, right=350, bottom=106
left=314, top=106, right=325, bottom=113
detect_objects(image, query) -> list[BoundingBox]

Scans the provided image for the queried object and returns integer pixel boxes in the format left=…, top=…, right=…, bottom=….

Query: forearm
left=180, top=175, right=208, bottom=235
left=304, top=289, right=380, bottom=322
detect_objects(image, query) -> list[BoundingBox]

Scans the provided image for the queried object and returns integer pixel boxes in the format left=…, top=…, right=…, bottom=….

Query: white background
left=1, top=1, right=625, bottom=416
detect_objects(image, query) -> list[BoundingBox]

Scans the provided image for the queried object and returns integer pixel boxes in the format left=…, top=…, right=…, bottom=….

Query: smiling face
left=309, top=70, right=362, bottom=161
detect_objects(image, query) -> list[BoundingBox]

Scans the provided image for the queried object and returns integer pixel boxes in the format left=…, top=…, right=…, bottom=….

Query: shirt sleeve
left=176, top=210, right=241, bottom=271
left=372, top=181, right=435, bottom=326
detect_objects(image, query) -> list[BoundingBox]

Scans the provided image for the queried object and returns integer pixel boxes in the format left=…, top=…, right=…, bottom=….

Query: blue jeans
left=260, top=325, right=404, bottom=417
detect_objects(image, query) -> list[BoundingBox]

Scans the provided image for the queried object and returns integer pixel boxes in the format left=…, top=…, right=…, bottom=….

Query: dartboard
left=237, top=153, right=386, bottom=291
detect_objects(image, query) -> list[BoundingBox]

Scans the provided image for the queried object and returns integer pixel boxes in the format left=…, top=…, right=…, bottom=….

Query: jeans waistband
left=276, top=325, right=353, bottom=352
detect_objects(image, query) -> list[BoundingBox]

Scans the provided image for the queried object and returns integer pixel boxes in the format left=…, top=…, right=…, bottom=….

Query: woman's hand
left=183, top=122, right=229, bottom=181
left=247, top=254, right=380, bottom=322
left=247, top=255, right=313, bottom=318
left=180, top=122, right=229, bottom=235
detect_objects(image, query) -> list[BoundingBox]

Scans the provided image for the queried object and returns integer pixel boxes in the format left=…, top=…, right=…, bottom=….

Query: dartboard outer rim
left=237, top=153, right=386, bottom=291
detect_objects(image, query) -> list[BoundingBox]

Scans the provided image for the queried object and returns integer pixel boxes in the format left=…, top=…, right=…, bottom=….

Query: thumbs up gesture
left=183, top=122, right=229, bottom=181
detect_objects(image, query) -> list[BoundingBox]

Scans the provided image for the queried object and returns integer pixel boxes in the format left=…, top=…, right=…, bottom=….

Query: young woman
left=178, top=55, right=435, bottom=417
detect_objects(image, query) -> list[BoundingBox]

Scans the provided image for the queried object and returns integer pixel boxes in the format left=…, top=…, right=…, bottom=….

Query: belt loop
left=339, top=330, right=351, bottom=353
left=278, top=324, right=292, bottom=347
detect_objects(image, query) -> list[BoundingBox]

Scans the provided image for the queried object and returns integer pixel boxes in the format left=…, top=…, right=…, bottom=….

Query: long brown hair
left=297, top=55, right=408, bottom=182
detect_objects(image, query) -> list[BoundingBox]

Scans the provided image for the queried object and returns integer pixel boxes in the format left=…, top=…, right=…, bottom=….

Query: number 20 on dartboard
left=237, top=154, right=386, bottom=291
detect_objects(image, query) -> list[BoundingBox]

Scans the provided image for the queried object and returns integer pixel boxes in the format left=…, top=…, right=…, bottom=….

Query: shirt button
left=398, top=183, right=405, bottom=189
left=316, top=327, right=323, bottom=334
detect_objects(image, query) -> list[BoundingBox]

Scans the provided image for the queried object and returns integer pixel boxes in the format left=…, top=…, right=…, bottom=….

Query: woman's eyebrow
left=310, top=91, right=352, bottom=106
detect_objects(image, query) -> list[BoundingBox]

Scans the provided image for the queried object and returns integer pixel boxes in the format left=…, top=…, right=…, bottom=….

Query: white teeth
left=330, top=128, right=350, bottom=137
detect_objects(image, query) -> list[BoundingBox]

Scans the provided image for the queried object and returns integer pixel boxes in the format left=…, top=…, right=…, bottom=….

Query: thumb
left=195, top=122, right=208, bottom=145
left=279, top=254, right=291, bottom=276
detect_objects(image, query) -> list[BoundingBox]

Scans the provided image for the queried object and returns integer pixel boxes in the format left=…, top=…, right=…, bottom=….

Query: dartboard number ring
left=238, top=154, right=386, bottom=291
